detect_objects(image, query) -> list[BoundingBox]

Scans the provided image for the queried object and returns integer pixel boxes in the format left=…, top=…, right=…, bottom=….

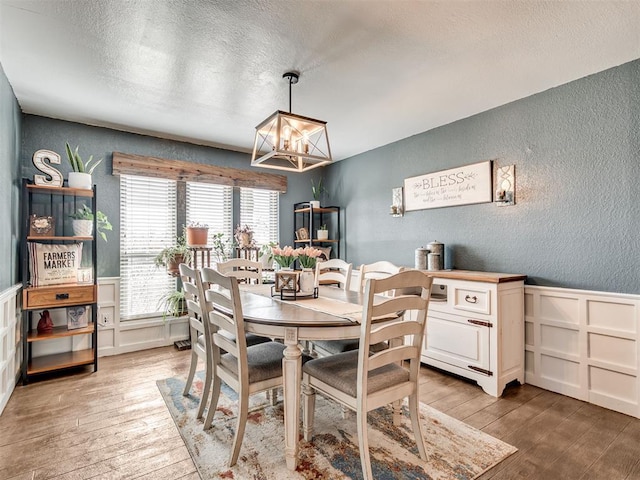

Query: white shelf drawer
left=453, top=285, right=491, bottom=315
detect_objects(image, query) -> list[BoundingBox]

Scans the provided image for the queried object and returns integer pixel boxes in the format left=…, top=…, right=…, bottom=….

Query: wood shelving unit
left=293, top=202, right=340, bottom=259
left=20, top=179, right=98, bottom=384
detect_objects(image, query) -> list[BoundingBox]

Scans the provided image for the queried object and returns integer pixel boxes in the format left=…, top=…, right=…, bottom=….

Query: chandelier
left=251, top=71, right=332, bottom=172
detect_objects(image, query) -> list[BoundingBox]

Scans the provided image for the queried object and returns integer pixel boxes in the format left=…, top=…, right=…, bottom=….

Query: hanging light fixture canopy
left=251, top=71, right=332, bottom=173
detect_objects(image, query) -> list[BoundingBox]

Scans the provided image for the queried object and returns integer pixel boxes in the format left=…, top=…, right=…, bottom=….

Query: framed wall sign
left=404, top=160, right=492, bottom=211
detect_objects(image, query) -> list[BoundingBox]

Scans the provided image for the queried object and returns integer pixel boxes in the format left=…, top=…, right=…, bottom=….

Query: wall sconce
left=390, top=187, right=404, bottom=216
left=495, top=164, right=515, bottom=206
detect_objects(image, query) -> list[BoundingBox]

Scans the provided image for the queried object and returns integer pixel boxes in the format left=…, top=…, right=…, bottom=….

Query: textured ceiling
left=1, top=0, right=639, bottom=161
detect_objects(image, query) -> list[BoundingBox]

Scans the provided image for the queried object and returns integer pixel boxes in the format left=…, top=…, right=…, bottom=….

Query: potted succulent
left=185, top=221, right=209, bottom=246
left=157, top=289, right=187, bottom=320
left=310, top=178, right=326, bottom=209
left=68, top=204, right=113, bottom=241
left=154, top=232, right=193, bottom=276
left=317, top=224, right=329, bottom=241
left=65, top=142, right=103, bottom=190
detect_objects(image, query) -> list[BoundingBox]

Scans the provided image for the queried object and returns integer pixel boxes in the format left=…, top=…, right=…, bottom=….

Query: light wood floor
left=1, top=347, right=639, bottom=479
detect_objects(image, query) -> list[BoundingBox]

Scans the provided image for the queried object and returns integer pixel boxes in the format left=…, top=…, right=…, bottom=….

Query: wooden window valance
left=112, top=152, right=287, bottom=193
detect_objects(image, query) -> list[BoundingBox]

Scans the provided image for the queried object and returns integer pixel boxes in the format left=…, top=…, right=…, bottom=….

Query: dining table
left=235, top=283, right=391, bottom=471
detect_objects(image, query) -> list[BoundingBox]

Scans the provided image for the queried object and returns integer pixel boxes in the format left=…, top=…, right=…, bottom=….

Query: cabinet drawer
left=23, top=284, right=96, bottom=309
left=453, top=285, right=491, bottom=315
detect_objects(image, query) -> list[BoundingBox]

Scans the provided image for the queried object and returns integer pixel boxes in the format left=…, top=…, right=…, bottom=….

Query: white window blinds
left=239, top=187, right=279, bottom=246
left=186, top=182, right=233, bottom=246
left=120, top=175, right=177, bottom=320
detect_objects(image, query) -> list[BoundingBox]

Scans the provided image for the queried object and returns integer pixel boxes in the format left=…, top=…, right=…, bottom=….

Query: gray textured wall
left=20, top=117, right=320, bottom=277
left=0, top=63, right=21, bottom=291
left=326, top=59, right=640, bottom=294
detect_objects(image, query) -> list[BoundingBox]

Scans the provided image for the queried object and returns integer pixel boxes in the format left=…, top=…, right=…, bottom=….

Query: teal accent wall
left=0, top=62, right=21, bottom=291
left=20, top=117, right=317, bottom=277
left=325, top=59, right=640, bottom=294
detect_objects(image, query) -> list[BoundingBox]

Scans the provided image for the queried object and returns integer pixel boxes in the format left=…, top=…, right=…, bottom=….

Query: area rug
left=157, top=373, right=516, bottom=479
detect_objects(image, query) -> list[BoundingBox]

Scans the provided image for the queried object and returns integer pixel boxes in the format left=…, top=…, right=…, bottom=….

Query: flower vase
left=299, top=268, right=316, bottom=295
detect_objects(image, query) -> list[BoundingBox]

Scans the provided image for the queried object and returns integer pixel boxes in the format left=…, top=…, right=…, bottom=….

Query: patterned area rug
left=157, top=373, right=516, bottom=479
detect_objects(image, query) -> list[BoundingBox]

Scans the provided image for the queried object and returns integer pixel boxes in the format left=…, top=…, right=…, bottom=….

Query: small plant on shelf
left=317, top=224, right=329, bottom=241
left=311, top=178, right=326, bottom=202
left=65, top=142, right=103, bottom=174
left=68, top=204, right=113, bottom=241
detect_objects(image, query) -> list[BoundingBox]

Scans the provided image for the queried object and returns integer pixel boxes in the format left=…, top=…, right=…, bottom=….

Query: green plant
left=157, top=289, right=186, bottom=320
left=68, top=204, right=113, bottom=242
left=311, top=178, right=326, bottom=201
left=319, top=224, right=328, bottom=230
left=154, top=232, right=193, bottom=267
left=259, top=241, right=278, bottom=263
left=211, top=231, right=232, bottom=262
left=65, top=142, right=103, bottom=174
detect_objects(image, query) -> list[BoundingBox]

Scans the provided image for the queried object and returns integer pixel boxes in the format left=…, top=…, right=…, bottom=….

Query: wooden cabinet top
left=422, top=269, right=526, bottom=284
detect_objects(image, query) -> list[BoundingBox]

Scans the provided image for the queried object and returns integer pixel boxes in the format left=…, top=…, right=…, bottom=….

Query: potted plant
left=157, top=289, right=187, bottom=320
left=154, top=232, right=193, bottom=276
left=310, top=178, right=326, bottom=209
left=65, top=142, right=103, bottom=190
left=259, top=241, right=277, bottom=269
left=234, top=224, right=255, bottom=248
left=185, top=221, right=209, bottom=246
left=68, top=204, right=113, bottom=241
left=317, top=224, right=329, bottom=241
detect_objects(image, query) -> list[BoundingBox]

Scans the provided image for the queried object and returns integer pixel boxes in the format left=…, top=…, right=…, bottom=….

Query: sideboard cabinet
left=421, top=271, right=525, bottom=397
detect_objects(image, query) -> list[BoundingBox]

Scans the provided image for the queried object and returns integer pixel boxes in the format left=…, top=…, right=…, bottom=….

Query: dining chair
left=359, top=260, right=403, bottom=293
left=200, top=266, right=286, bottom=467
left=314, top=258, right=352, bottom=290
left=216, top=258, right=262, bottom=284
left=312, top=259, right=358, bottom=356
left=302, top=269, right=433, bottom=480
left=314, top=260, right=402, bottom=356
left=179, top=263, right=213, bottom=420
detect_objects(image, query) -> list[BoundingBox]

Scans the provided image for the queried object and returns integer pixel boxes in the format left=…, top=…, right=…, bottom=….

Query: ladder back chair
left=179, top=263, right=213, bottom=420
left=200, top=267, right=286, bottom=467
left=302, top=269, right=433, bottom=480
left=315, top=258, right=352, bottom=290
left=216, top=258, right=262, bottom=284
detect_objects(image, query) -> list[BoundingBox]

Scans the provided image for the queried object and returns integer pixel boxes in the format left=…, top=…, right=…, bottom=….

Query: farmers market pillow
left=28, top=242, right=83, bottom=286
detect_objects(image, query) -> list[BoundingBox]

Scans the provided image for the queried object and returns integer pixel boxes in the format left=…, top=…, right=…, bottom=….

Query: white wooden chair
left=359, top=260, right=403, bottom=293
left=312, top=259, right=356, bottom=356
left=302, top=269, right=433, bottom=480
left=200, top=267, right=286, bottom=467
left=216, top=258, right=262, bottom=284
left=179, top=263, right=212, bottom=420
left=315, top=258, right=352, bottom=290
left=314, top=260, right=402, bottom=356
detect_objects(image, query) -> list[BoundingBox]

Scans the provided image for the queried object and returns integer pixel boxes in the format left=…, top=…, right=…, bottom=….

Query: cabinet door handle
left=55, top=293, right=69, bottom=300
left=465, top=294, right=478, bottom=304
left=468, top=318, right=493, bottom=328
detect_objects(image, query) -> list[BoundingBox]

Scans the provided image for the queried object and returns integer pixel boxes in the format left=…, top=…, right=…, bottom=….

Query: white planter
left=299, top=268, right=316, bottom=294
left=310, top=200, right=320, bottom=209
left=68, top=172, right=92, bottom=190
left=317, top=229, right=329, bottom=241
left=259, top=254, right=273, bottom=270
left=72, top=219, right=93, bottom=237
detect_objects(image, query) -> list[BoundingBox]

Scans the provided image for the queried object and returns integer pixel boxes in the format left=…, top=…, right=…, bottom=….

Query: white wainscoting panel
left=524, top=285, right=640, bottom=419
left=97, top=277, right=188, bottom=357
left=0, top=284, right=21, bottom=416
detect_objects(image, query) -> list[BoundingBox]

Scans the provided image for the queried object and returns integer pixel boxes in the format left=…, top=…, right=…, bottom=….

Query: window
left=120, top=175, right=177, bottom=319
left=186, top=182, right=233, bottom=247
left=240, top=187, right=279, bottom=246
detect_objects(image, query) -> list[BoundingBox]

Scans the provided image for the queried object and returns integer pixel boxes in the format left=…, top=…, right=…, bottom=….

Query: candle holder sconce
left=390, top=187, right=404, bottom=217
left=495, top=165, right=516, bottom=206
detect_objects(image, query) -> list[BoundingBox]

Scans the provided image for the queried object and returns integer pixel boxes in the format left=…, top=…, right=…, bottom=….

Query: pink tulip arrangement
left=271, top=245, right=299, bottom=268
left=297, top=246, right=323, bottom=269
